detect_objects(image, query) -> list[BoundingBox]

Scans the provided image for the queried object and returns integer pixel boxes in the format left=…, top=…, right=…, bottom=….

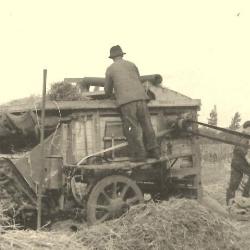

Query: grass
left=201, top=145, right=250, bottom=250
left=202, top=160, right=230, bottom=206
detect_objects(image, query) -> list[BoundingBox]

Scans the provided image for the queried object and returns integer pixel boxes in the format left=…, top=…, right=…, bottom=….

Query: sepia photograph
left=0, top=0, right=250, bottom=249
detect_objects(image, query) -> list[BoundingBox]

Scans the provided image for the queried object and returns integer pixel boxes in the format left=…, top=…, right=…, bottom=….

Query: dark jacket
left=231, top=138, right=249, bottom=167
left=105, top=59, right=149, bottom=106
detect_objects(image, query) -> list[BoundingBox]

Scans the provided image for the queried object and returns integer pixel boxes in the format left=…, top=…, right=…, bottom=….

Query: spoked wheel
left=87, top=175, right=143, bottom=225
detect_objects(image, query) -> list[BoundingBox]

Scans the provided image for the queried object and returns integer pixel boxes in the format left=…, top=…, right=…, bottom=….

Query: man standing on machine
left=104, top=45, right=160, bottom=162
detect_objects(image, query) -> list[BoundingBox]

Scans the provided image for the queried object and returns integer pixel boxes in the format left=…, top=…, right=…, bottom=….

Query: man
left=226, top=121, right=250, bottom=205
left=105, top=45, right=160, bottom=162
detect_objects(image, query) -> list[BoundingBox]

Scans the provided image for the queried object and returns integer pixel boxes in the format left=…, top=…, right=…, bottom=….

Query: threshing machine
left=0, top=74, right=249, bottom=227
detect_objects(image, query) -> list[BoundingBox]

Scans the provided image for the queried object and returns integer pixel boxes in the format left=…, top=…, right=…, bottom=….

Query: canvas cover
left=0, top=111, right=38, bottom=138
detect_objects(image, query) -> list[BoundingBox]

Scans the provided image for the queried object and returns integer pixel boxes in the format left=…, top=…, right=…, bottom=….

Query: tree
left=229, top=112, right=241, bottom=130
left=207, top=105, right=218, bottom=126
left=48, top=82, right=81, bottom=101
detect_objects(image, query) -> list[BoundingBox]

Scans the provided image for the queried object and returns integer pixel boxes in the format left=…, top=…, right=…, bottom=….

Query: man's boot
left=242, top=188, right=250, bottom=198
left=242, top=176, right=250, bottom=198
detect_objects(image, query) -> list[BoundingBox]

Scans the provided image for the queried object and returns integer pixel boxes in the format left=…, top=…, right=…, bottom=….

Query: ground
left=1, top=144, right=250, bottom=249
left=202, top=156, right=250, bottom=249
left=202, top=159, right=230, bottom=205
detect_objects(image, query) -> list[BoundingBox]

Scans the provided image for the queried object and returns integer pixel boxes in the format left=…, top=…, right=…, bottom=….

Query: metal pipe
left=37, top=69, right=47, bottom=230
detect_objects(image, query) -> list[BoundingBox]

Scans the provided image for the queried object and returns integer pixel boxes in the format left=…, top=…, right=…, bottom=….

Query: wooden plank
left=190, top=111, right=202, bottom=201
left=72, top=116, right=95, bottom=162
left=83, top=116, right=89, bottom=156
left=94, top=111, right=101, bottom=152
left=0, top=99, right=200, bottom=114
left=170, top=167, right=199, bottom=178
left=160, top=137, right=192, bottom=167
left=149, top=85, right=201, bottom=107
left=170, top=138, right=193, bottom=156
left=86, top=116, right=94, bottom=155
left=92, top=113, right=97, bottom=153
left=67, top=121, right=75, bottom=163
left=71, top=121, right=76, bottom=161
left=61, top=124, right=68, bottom=164
left=151, top=114, right=158, bottom=132
left=104, top=136, right=126, bottom=140
left=73, top=117, right=87, bottom=162
left=157, top=110, right=165, bottom=132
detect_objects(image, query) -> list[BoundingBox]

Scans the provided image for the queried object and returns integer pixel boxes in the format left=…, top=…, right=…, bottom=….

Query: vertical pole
left=37, top=69, right=47, bottom=230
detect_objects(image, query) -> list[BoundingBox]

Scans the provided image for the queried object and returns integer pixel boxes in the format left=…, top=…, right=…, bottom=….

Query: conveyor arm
left=181, top=119, right=250, bottom=148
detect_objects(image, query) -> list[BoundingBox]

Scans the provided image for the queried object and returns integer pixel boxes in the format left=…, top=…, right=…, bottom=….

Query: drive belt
left=188, top=120, right=250, bottom=140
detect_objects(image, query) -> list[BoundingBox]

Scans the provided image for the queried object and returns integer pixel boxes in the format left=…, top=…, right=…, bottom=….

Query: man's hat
left=243, top=121, right=250, bottom=129
left=109, top=45, right=126, bottom=58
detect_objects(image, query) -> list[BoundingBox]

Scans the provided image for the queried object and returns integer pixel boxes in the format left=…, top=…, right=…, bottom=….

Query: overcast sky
left=0, top=0, right=249, bottom=126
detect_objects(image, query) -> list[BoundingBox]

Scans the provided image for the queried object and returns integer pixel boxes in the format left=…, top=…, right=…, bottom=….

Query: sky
left=0, top=0, right=250, bottom=127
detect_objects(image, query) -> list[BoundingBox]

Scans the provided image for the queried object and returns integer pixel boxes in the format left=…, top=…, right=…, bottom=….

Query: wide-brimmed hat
left=109, top=45, right=126, bottom=58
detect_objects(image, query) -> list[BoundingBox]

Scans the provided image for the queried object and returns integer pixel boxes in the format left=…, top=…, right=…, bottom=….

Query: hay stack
left=0, top=202, right=85, bottom=249
left=0, top=209, right=85, bottom=250
left=0, top=230, right=85, bottom=250
left=0, top=199, right=241, bottom=250
left=229, top=197, right=250, bottom=220
left=78, top=199, right=239, bottom=250
left=0, top=199, right=12, bottom=229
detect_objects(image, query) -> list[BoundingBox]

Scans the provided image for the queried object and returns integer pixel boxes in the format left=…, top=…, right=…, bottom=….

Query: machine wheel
left=86, top=175, right=143, bottom=225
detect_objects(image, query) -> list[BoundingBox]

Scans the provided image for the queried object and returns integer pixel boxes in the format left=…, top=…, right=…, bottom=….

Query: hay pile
left=0, top=199, right=241, bottom=250
left=204, top=183, right=227, bottom=205
left=229, top=197, right=250, bottom=220
left=0, top=199, right=12, bottom=229
left=0, top=203, right=85, bottom=250
left=0, top=230, right=85, bottom=250
left=78, top=199, right=239, bottom=250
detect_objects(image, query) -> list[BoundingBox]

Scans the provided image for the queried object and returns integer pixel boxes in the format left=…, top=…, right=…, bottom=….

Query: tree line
left=207, top=105, right=241, bottom=130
